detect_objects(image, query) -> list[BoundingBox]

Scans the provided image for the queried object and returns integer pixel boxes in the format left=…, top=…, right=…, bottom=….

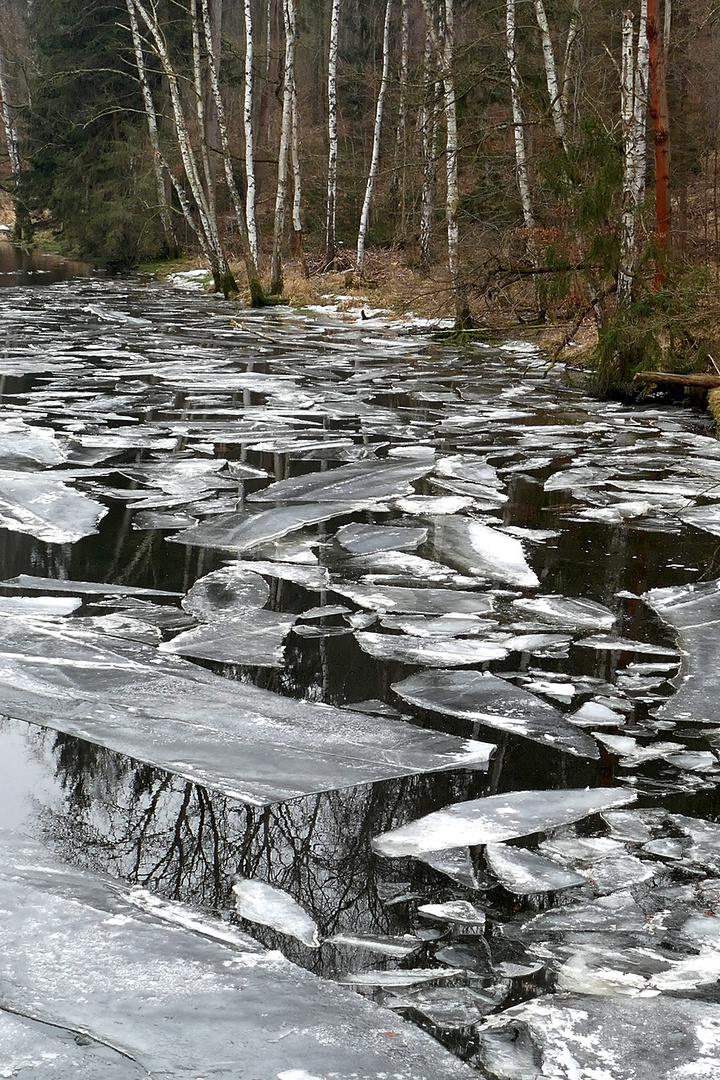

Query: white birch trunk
left=190, top=0, right=215, bottom=207
left=356, top=0, right=393, bottom=277
left=419, top=23, right=437, bottom=268
left=560, top=0, right=581, bottom=125
left=506, top=0, right=534, bottom=230
left=270, top=0, right=297, bottom=294
left=631, top=0, right=649, bottom=207
left=421, top=0, right=469, bottom=326
left=394, top=0, right=409, bottom=236
left=663, top=0, right=671, bottom=57
left=201, top=0, right=264, bottom=298
left=0, top=36, right=20, bottom=180
left=290, top=67, right=305, bottom=265
left=125, top=0, right=177, bottom=252
left=243, top=0, right=259, bottom=265
left=325, top=0, right=340, bottom=265
left=130, top=0, right=228, bottom=288
left=533, top=0, right=567, bottom=151
left=617, top=10, right=636, bottom=305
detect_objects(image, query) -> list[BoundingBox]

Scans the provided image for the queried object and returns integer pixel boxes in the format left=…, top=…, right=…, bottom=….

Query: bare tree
left=356, top=0, right=393, bottom=277
left=243, top=0, right=259, bottom=265
left=533, top=0, right=567, bottom=151
left=647, top=0, right=670, bottom=278
left=0, top=26, right=29, bottom=240
left=507, top=0, right=535, bottom=229
left=124, top=0, right=177, bottom=255
left=270, top=0, right=297, bottom=295
left=419, top=22, right=439, bottom=269
left=325, top=0, right=341, bottom=266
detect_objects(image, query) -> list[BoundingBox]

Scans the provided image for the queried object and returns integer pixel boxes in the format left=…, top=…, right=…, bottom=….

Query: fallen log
left=633, top=371, right=720, bottom=388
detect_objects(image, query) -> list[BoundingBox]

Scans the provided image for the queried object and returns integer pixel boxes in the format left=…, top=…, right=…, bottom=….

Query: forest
left=0, top=0, right=718, bottom=389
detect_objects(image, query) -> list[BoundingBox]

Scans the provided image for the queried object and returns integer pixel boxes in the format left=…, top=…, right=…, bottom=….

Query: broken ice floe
left=335, top=522, right=428, bottom=554
left=484, top=843, right=586, bottom=894
left=392, top=669, right=599, bottom=757
left=0, top=469, right=107, bottom=543
left=181, top=564, right=271, bottom=620
left=161, top=610, right=296, bottom=667
left=248, top=457, right=433, bottom=504
left=512, top=594, right=616, bottom=630
left=331, top=584, right=495, bottom=615
left=169, top=503, right=379, bottom=553
left=426, top=517, right=539, bottom=588
left=0, top=616, right=494, bottom=804
left=232, top=877, right=320, bottom=947
left=372, top=788, right=636, bottom=857
left=355, top=632, right=509, bottom=667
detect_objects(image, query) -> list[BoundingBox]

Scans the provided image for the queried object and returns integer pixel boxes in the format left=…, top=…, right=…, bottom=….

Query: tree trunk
left=0, top=31, right=29, bottom=241
left=289, top=63, right=306, bottom=273
left=124, top=0, right=178, bottom=256
left=421, top=0, right=470, bottom=328
left=356, top=0, right=393, bottom=277
left=560, top=0, right=581, bottom=127
left=243, top=0, right=259, bottom=265
left=190, top=0, right=215, bottom=209
left=617, top=9, right=636, bottom=305
left=393, top=0, right=409, bottom=240
left=270, top=0, right=297, bottom=295
left=631, top=0, right=649, bottom=210
left=533, top=0, right=567, bottom=151
left=419, top=23, right=438, bottom=269
left=325, top=0, right=340, bottom=266
left=647, top=0, right=670, bottom=280
left=507, top=0, right=535, bottom=229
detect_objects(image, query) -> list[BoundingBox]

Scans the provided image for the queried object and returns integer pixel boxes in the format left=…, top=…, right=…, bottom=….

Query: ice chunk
left=232, top=877, right=320, bottom=947
left=169, top=503, right=378, bottom=553
left=355, top=632, right=509, bottom=667
left=354, top=550, right=465, bottom=584
left=512, top=594, right=616, bottom=630
left=0, top=418, right=68, bottom=469
left=338, top=968, right=456, bottom=988
left=335, top=522, right=428, bottom=553
left=182, top=565, right=270, bottom=621
left=0, top=574, right=182, bottom=598
left=325, top=932, right=423, bottom=957
left=372, top=788, right=636, bottom=857
left=0, top=469, right=107, bottom=543
left=396, top=495, right=475, bottom=515
left=679, top=505, right=720, bottom=537
left=427, top=518, right=539, bottom=588
left=484, top=843, right=585, bottom=894
left=392, top=670, right=600, bottom=758
left=416, top=848, right=488, bottom=890
left=160, top=611, right=296, bottom=667
left=570, top=700, right=626, bottom=728
left=577, top=635, right=680, bottom=656
left=593, top=733, right=685, bottom=766
left=239, top=561, right=331, bottom=590
left=248, top=457, right=433, bottom=504
left=417, top=901, right=486, bottom=927
left=0, top=616, right=493, bottom=804
left=0, top=595, right=82, bottom=617
left=435, top=455, right=503, bottom=487
left=332, top=584, right=495, bottom=615
left=477, top=994, right=720, bottom=1080
left=380, top=614, right=488, bottom=637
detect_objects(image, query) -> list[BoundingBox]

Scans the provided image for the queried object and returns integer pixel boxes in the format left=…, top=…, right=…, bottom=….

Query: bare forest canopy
left=0, top=0, right=719, bottom=364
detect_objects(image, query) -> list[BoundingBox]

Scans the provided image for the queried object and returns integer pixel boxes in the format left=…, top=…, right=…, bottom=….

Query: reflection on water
left=0, top=242, right=93, bottom=286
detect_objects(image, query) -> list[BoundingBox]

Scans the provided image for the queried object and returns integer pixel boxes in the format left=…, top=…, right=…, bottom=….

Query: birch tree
left=419, top=23, right=439, bottom=269
left=560, top=0, right=581, bottom=125
left=356, top=0, right=393, bottom=277
left=289, top=67, right=306, bottom=271
left=420, top=0, right=470, bottom=328
left=506, top=0, right=534, bottom=230
left=0, top=28, right=29, bottom=240
left=393, top=0, right=410, bottom=238
left=617, top=3, right=649, bottom=305
left=270, top=0, right=297, bottom=295
left=533, top=0, right=567, bottom=151
left=125, top=0, right=177, bottom=255
left=325, top=0, right=340, bottom=266
left=243, top=0, right=259, bottom=265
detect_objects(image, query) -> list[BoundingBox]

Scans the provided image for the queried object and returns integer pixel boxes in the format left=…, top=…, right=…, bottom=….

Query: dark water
left=0, top=241, right=92, bottom=287
left=2, top=264, right=720, bottom=1062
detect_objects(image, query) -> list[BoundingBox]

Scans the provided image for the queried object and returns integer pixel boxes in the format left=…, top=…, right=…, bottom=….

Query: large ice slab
left=161, top=610, right=296, bottom=667
left=169, top=503, right=375, bottom=553
left=427, top=517, right=539, bottom=588
left=0, top=616, right=493, bottom=804
left=332, top=583, right=495, bottom=615
left=372, top=788, right=636, bottom=857
left=0, top=469, right=107, bottom=542
left=0, top=574, right=182, bottom=598
left=476, top=993, right=720, bottom=1080
left=355, top=631, right=509, bottom=666
left=0, top=832, right=477, bottom=1080
left=248, top=457, right=433, bottom=503
left=644, top=578, right=720, bottom=723
left=392, top=669, right=600, bottom=757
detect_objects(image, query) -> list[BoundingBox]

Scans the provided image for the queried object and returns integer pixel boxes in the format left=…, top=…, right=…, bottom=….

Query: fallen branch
left=633, top=371, right=720, bottom=388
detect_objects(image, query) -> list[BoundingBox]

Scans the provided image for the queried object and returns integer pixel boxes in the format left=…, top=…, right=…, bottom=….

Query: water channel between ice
left=3, top=265, right=720, bottom=1077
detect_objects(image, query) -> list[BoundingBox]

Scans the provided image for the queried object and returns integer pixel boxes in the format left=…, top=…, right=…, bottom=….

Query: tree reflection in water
left=44, top=730, right=486, bottom=976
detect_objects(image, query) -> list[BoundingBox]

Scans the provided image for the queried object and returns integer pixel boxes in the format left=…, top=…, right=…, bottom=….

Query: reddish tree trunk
left=647, top=0, right=670, bottom=282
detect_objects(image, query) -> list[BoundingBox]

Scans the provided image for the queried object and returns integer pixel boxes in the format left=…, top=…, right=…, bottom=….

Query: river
left=1, top=259, right=720, bottom=1078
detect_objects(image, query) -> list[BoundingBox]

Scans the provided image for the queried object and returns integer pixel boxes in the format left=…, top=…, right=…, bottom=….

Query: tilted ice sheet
left=0, top=574, right=182, bottom=598
left=248, top=457, right=433, bottom=504
left=0, top=832, right=477, bottom=1080
left=335, top=522, right=428, bottom=554
left=476, top=993, right=720, bottom=1080
left=161, top=610, right=296, bottom=667
left=644, top=578, right=720, bottom=724
left=0, top=616, right=493, bottom=804
left=513, top=594, right=616, bottom=630
left=427, top=517, right=539, bottom=588
left=169, top=502, right=378, bottom=553
left=372, top=788, right=636, bottom=857
left=181, top=564, right=271, bottom=620
left=331, top=583, right=495, bottom=615
left=355, top=631, right=509, bottom=667
left=392, top=669, right=600, bottom=758
left=0, top=469, right=107, bottom=543
left=484, top=843, right=586, bottom=894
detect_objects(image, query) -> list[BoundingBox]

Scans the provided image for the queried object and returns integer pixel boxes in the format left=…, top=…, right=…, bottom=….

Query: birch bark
left=289, top=67, right=306, bottom=270
left=0, top=30, right=28, bottom=240
left=125, top=0, right=177, bottom=254
left=325, top=0, right=340, bottom=266
left=419, top=23, right=438, bottom=268
left=560, top=0, right=581, bottom=126
left=356, top=0, right=393, bottom=277
left=506, top=0, right=535, bottom=229
left=243, top=0, right=259, bottom=264
left=270, top=0, right=297, bottom=295
left=393, top=0, right=409, bottom=238
left=533, top=0, right=566, bottom=151
left=617, top=9, right=636, bottom=305
left=421, top=0, right=470, bottom=327
left=190, top=0, right=215, bottom=208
